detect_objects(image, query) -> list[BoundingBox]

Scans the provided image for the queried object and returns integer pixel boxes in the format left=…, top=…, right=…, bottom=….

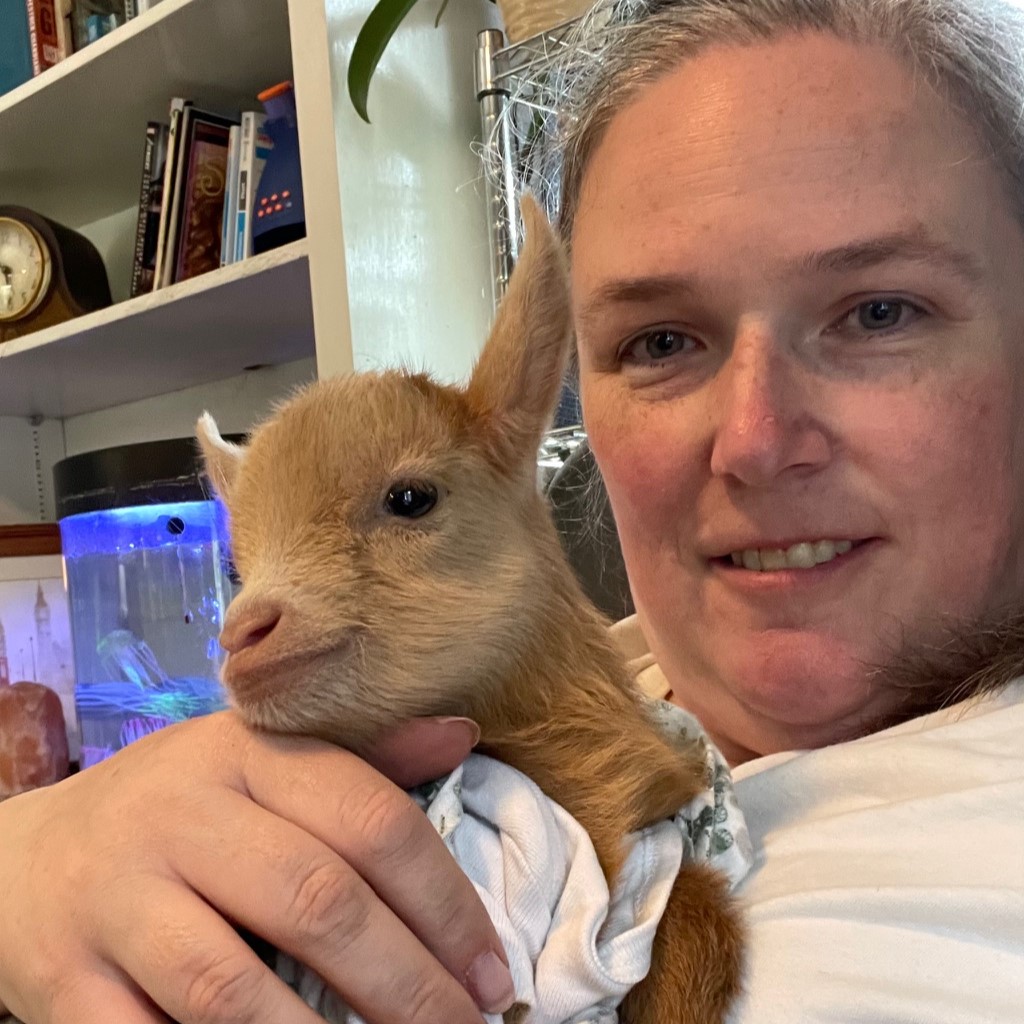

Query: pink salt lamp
left=0, top=681, right=70, bottom=800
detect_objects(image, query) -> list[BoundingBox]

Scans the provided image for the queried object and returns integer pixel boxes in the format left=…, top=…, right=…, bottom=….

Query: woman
left=2, top=0, right=1023, bottom=1020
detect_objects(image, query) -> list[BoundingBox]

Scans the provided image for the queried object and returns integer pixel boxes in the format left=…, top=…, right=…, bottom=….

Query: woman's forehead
left=570, top=33, right=1010, bottom=280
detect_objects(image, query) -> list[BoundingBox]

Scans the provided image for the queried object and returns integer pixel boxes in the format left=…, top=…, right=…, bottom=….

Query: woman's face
left=572, top=32, right=1024, bottom=760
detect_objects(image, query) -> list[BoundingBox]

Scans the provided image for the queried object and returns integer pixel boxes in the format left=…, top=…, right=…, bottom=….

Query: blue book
left=0, top=0, right=34, bottom=97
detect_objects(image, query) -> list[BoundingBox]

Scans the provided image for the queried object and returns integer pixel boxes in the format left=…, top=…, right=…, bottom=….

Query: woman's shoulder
left=729, top=679, right=1024, bottom=1024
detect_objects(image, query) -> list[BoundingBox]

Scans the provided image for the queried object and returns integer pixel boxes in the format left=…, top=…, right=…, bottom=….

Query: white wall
left=320, top=0, right=500, bottom=384
left=0, top=416, right=66, bottom=522
left=61, top=358, right=316, bottom=456
left=1, top=361, right=313, bottom=523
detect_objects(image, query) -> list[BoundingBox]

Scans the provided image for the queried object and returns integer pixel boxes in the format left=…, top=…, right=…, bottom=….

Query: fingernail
left=437, top=716, right=481, bottom=748
left=465, top=950, right=516, bottom=1014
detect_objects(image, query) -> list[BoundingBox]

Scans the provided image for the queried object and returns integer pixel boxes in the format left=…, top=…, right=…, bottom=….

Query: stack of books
left=130, top=98, right=274, bottom=298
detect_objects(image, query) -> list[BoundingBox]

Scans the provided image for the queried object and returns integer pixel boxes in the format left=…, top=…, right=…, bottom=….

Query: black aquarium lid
left=53, top=435, right=245, bottom=519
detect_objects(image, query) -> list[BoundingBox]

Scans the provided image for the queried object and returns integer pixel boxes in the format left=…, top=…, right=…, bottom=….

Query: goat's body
left=473, top=557, right=743, bottom=1024
left=199, top=197, right=743, bottom=1024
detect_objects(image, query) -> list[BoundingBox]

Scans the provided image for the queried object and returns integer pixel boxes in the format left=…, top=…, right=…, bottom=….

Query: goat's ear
left=196, top=412, right=245, bottom=502
left=466, top=194, right=573, bottom=470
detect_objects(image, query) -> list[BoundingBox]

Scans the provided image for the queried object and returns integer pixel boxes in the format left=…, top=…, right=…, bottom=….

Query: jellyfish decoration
left=119, top=715, right=175, bottom=748
left=97, top=629, right=172, bottom=689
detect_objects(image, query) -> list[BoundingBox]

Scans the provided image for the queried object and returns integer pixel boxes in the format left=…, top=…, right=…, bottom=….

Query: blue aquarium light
left=59, top=500, right=231, bottom=559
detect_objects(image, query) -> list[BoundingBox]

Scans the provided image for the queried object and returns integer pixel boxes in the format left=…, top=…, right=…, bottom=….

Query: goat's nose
left=220, top=603, right=282, bottom=654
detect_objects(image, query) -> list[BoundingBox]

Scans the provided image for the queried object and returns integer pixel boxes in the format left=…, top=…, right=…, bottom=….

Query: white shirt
left=613, top=616, right=1024, bottom=1023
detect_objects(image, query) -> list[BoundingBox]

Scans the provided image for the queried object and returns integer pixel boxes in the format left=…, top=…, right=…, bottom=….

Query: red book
left=172, top=113, right=234, bottom=283
left=24, top=0, right=62, bottom=75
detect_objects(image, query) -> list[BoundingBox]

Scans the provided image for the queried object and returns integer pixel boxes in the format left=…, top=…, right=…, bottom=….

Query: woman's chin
left=703, top=626, right=903, bottom=737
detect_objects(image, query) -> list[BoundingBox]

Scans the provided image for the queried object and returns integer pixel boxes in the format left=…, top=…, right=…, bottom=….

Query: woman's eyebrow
left=577, top=274, right=699, bottom=332
left=790, top=229, right=986, bottom=283
left=576, top=228, right=985, bottom=329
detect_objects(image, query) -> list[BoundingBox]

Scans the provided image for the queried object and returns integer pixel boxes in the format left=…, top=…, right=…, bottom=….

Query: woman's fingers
left=364, top=716, right=480, bottom=788
left=9, top=958, right=169, bottom=1024
left=166, top=789, right=497, bottom=1021
left=238, top=731, right=515, bottom=1014
left=95, top=875, right=327, bottom=1024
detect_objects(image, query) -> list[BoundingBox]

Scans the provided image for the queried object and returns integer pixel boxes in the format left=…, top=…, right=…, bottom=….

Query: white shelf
left=0, top=239, right=313, bottom=418
left=0, top=0, right=294, bottom=228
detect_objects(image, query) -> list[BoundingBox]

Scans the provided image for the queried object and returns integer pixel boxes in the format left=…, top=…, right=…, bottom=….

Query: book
left=235, top=111, right=272, bottom=263
left=220, top=124, right=241, bottom=268
left=130, top=121, right=169, bottom=297
left=158, top=102, right=200, bottom=288
left=24, top=0, right=62, bottom=75
left=53, top=0, right=72, bottom=60
left=70, top=0, right=121, bottom=49
left=152, top=97, right=189, bottom=290
left=0, top=0, right=33, bottom=95
left=172, top=115, right=234, bottom=283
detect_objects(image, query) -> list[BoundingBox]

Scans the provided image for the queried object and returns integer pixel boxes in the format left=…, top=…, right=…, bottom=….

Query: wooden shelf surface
left=0, top=239, right=314, bottom=418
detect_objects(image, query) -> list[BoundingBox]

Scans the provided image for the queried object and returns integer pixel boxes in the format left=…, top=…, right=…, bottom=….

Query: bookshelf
left=0, top=0, right=293, bottom=227
left=0, top=239, right=312, bottom=418
left=0, top=0, right=498, bottom=522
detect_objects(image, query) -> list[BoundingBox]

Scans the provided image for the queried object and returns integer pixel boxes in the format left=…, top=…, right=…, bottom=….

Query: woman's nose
left=709, top=326, right=831, bottom=487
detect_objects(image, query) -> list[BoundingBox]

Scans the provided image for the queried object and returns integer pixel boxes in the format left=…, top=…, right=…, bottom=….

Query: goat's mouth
left=222, top=634, right=355, bottom=706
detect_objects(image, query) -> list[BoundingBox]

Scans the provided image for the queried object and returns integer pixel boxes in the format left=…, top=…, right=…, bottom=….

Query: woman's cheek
left=587, top=401, right=699, bottom=551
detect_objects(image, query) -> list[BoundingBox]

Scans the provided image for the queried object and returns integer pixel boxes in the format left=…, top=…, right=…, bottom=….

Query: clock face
left=0, top=217, right=52, bottom=323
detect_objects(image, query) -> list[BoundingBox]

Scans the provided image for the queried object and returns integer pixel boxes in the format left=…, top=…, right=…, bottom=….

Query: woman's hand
left=0, top=711, right=512, bottom=1024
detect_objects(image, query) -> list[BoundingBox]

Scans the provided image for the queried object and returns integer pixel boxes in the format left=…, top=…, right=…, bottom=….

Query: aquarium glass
left=59, top=500, right=235, bottom=768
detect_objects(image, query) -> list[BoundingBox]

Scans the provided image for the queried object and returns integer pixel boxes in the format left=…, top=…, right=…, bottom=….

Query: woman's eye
left=385, top=482, right=438, bottom=518
left=835, top=298, right=924, bottom=335
left=624, top=329, right=697, bottom=363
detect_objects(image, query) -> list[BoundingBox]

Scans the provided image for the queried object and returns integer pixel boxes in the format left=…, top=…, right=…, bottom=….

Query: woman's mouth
left=719, top=538, right=867, bottom=572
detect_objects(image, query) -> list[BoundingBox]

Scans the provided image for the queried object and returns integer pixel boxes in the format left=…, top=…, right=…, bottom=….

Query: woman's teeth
left=729, top=539, right=854, bottom=571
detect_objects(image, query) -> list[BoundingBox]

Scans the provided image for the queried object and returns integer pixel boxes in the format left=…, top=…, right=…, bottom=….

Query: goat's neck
left=475, top=595, right=702, bottom=880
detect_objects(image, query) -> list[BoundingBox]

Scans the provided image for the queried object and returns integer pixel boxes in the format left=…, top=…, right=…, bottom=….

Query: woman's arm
left=0, top=711, right=512, bottom=1023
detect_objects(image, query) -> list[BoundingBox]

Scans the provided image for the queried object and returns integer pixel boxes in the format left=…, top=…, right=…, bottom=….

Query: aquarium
left=55, top=440, right=239, bottom=769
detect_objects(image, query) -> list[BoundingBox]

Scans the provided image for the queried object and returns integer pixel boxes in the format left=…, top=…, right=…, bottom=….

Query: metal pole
left=476, top=28, right=518, bottom=313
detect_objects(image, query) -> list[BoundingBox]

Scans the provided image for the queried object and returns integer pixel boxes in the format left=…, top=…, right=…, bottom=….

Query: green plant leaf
left=348, top=0, right=422, bottom=123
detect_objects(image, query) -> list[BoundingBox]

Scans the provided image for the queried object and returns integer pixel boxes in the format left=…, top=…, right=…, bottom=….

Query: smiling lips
left=726, top=539, right=857, bottom=571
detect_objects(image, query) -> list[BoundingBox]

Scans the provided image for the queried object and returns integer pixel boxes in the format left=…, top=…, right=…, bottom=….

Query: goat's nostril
left=247, top=619, right=278, bottom=646
left=221, top=608, right=282, bottom=654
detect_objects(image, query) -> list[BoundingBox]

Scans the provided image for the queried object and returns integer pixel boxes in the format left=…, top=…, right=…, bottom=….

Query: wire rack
left=475, top=18, right=584, bottom=312
left=475, top=17, right=594, bottom=440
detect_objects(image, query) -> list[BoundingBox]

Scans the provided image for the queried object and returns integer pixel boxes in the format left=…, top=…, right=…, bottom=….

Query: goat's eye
left=385, top=482, right=438, bottom=518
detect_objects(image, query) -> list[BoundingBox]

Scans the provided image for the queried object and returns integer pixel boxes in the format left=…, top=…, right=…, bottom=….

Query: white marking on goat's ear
left=196, top=411, right=245, bottom=501
left=467, top=194, right=573, bottom=465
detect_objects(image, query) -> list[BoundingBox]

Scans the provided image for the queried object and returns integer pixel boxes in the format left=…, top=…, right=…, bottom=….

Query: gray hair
left=535, top=0, right=1024, bottom=242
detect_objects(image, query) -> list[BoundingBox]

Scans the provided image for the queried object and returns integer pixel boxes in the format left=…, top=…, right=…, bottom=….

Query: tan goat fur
left=197, top=196, right=744, bottom=1024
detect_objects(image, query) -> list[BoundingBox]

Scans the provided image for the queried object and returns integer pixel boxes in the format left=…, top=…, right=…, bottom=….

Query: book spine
left=234, top=112, right=253, bottom=263
left=235, top=112, right=267, bottom=262
left=173, top=119, right=231, bottom=282
left=130, top=124, right=158, bottom=297
left=153, top=98, right=187, bottom=291
left=53, top=0, right=71, bottom=59
left=137, top=124, right=169, bottom=295
left=160, top=104, right=197, bottom=288
left=220, top=125, right=241, bottom=268
left=24, top=0, right=62, bottom=73
left=123, top=0, right=137, bottom=19
left=24, top=0, right=41, bottom=74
